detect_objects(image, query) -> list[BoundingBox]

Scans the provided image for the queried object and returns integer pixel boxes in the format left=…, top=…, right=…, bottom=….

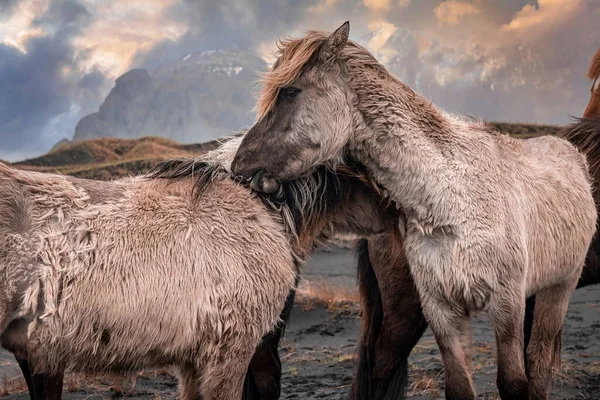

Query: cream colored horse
left=0, top=137, right=394, bottom=399
left=231, top=22, right=597, bottom=400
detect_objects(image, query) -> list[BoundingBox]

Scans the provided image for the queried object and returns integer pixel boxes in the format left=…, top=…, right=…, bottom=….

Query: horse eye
left=279, top=87, right=301, bottom=99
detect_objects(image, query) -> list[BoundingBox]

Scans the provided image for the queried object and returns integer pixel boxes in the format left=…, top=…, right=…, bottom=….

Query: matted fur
left=0, top=136, right=394, bottom=399
left=0, top=160, right=297, bottom=400
left=231, top=23, right=598, bottom=400
left=152, top=135, right=390, bottom=259
left=563, top=117, right=600, bottom=185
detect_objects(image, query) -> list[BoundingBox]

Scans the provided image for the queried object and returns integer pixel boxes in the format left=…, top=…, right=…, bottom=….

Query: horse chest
left=404, top=224, right=494, bottom=311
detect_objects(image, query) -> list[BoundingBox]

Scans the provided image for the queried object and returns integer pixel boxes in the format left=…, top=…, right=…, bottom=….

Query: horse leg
left=459, top=315, right=473, bottom=376
left=178, top=363, right=201, bottom=400
left=488, top=289, right=528, bottom=400
left=371, top=278, right=428, bottom=399
left=15, top=356, right=34, bottom=398
left=526, top=279, right=576, bottom=400
left=31, top=371, right=64, bottom=400
left=200, top=348, right=255, bottom=400
left=243, top=287, right=296, bottom=400
left=352, top=236, right=428, bottom=400
left=15, top=355, right=64, bottom=400
left=422, top=299, right=475, bottom=400
left=244, top=334, right=281, bottom=400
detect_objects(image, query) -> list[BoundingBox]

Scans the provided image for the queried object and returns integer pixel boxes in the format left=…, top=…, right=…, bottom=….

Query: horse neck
left=346, top=67, right=476, bottom=218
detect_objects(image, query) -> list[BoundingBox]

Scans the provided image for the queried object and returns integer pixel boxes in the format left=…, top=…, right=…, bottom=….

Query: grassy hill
left=13, top=136, right=228, bottom=180
left=11, top=122, right=561, bottom=180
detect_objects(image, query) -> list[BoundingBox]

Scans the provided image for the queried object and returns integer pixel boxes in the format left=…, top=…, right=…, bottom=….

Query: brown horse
left=3, top=136, right=396, bottom=399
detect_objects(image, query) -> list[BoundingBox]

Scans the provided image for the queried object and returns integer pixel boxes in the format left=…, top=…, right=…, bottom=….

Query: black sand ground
left=1, top=246, right=599, bottom=399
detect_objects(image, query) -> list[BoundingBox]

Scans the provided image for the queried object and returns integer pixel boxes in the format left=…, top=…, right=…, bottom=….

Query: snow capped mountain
left=74, top=49, right=267, bottom=144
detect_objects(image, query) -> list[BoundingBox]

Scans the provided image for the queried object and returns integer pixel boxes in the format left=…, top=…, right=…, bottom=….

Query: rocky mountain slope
left=73, top=49, right=266, bottom=144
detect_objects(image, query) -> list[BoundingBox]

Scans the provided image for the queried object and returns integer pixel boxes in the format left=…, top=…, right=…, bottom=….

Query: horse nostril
left=251, top=170, right=264, bottom=185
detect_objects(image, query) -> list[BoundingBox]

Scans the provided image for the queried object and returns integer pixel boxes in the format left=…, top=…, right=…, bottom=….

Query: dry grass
left=0, top=369, right=177, bottom=397
left=12, top=136, right=227, bottom=180
left=296, top=280, right=360, bottom=312
left=0, top=374, right=28, bottom=396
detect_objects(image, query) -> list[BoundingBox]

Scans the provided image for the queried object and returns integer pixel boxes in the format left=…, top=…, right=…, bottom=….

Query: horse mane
left=148, top=158, right=228, bottom=197
left=148, top=151, right=383, bottom=254
left=563, top=116, right=600, bottom=181
left=148, top=156, right=341, bottom=239
left=257, top=30, right=386, bottom=119
left=588, top=47, right=600, bottom=82
left=257, top=31, right=327, bottom=119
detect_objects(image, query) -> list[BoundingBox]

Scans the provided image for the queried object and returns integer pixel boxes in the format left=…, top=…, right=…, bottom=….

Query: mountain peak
left=74, top=49, right=267, bottom=144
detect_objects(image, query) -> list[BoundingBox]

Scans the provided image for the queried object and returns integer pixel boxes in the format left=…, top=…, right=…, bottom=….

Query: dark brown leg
left=352, top=233, right=428, bottom=400
left=370, top=238, right=427, bottom=400
left=15, top=356, right=35, bottom=398
left=14, top=356, right=64, bottom=400
left=243, top=286, right=297, bottom=400
left=32, top=371, right=64, bottom=400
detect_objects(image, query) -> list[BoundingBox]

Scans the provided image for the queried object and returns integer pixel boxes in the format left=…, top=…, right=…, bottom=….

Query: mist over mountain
left=73, top=49, right=266, bottom=144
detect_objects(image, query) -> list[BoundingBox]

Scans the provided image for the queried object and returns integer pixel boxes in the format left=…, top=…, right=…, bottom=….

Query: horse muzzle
left=251, top=170, right=280, bottom=194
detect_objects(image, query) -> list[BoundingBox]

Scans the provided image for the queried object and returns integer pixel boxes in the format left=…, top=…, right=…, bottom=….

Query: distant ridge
left=14, top=135, right=229, bottom=180
left=13, top=122, right=559, bottom=180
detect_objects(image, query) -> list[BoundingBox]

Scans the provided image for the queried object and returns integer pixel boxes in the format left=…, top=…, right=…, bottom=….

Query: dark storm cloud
left=134, top=0, right=323, bottom=69
left=0, top=0, right=101, bottom=160
left=0, top=0, right=18, bottom=14
left=1, top=0, right=599, bottom=160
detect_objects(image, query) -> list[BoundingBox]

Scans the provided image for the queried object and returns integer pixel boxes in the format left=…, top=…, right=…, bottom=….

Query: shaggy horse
left=349, top=46, right=600, bottom=400
left=0, top=136, right=396, bottom=399
left=350, top=117, right=600, bottom=400
left=230, top=22, right=597, bottom=400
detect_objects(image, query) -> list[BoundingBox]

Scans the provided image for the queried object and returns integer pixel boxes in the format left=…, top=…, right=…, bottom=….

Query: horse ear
left=318, top=21, right=350, bottom=63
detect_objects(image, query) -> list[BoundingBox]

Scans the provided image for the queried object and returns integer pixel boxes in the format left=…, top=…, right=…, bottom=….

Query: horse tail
left=588, top=47, right=600, bottom=83
left=353, top=239, right=384, bottom=399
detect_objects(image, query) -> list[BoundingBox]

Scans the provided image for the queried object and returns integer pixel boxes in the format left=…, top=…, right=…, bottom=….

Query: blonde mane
left=256, top=30, right=400, bottom=120
left=257, top=31, right=330, bottom=119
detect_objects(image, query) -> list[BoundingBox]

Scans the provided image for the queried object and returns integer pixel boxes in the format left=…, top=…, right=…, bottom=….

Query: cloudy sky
left=0, top=0, right=598, bottom=161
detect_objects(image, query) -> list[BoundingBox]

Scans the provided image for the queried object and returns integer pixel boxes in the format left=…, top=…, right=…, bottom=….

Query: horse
left=230, top=22, right=597, bottom=400
left=350, top=46, right=600, bottom=400
left=351, top=117, right=600, bottom=400
left=352, top=45, right=600, bottom=400
left=0, top=136, right=397, bottom=399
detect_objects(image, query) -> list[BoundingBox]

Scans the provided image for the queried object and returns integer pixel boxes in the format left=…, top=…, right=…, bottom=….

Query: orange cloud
left=434, top=0, right=480, bottom=26
left=0, top=0, right=49, bottom=52
left=503, top=0, right=581, bottom=37
left=73, top=0, right=186, bottom=78
left=364, top=0, right=392, bottom=13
